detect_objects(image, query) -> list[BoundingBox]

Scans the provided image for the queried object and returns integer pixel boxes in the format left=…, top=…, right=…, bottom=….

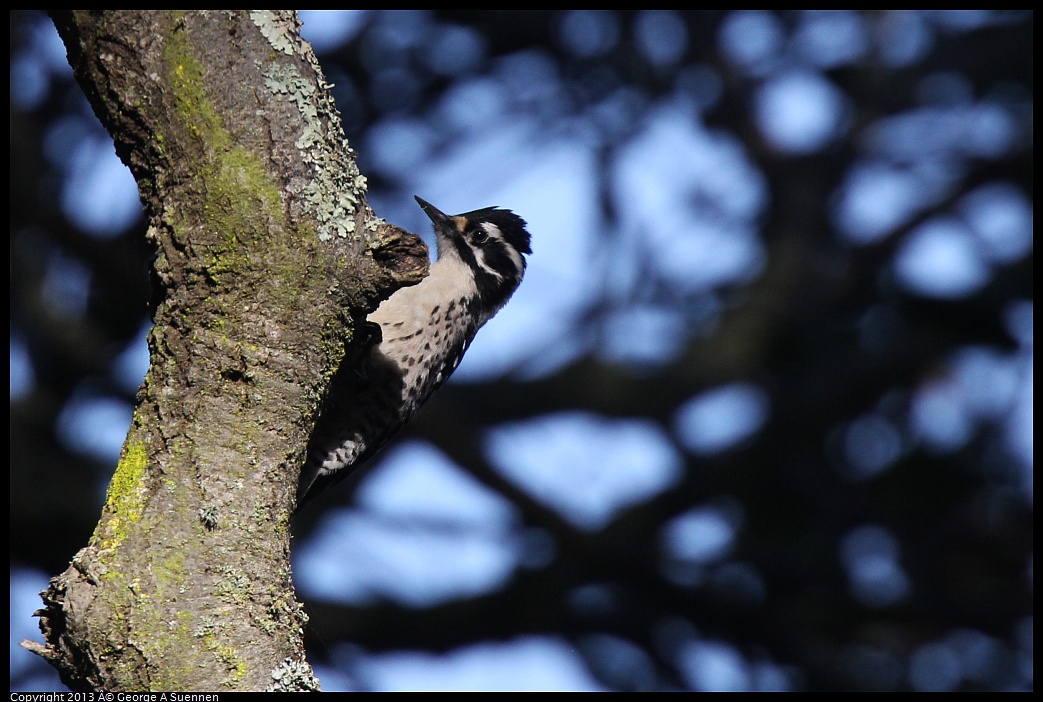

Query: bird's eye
left=469, top=228, right=489, bottom=245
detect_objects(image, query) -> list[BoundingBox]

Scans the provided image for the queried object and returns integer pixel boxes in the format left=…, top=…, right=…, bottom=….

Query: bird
left=297, top=196, right=532, bottom=507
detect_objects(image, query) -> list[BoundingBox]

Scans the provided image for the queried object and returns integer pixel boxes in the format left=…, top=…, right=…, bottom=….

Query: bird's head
left=415, top=195, right=532, bottom=312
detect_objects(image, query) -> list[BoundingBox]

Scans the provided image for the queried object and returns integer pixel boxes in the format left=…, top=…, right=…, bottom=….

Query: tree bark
left=24, top=10, right=428, bottom=691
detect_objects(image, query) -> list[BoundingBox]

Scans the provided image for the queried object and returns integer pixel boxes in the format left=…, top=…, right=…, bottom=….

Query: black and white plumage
left=297, top=196, right=532, bottom=507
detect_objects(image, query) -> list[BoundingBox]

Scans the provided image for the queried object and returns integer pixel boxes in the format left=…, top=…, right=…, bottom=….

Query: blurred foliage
left=10, top=10, right=1032, bottom=691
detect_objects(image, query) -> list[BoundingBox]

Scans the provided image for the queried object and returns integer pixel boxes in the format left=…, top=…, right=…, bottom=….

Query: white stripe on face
left=478, top=222, right=525, bottom=279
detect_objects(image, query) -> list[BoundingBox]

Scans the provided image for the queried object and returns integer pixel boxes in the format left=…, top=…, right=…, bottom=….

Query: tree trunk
left=24, top=10, right=428, bottom=691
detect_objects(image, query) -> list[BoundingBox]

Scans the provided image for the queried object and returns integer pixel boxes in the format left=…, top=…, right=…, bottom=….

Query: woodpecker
left=297, top=196, right=532, bottom=506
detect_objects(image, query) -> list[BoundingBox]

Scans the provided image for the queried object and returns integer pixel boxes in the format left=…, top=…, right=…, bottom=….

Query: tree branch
left=27, top=10, right=427, bottom=691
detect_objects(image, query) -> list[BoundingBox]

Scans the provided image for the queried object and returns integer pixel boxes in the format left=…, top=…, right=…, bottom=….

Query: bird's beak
left=415, top=196, right=453, bottom=232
